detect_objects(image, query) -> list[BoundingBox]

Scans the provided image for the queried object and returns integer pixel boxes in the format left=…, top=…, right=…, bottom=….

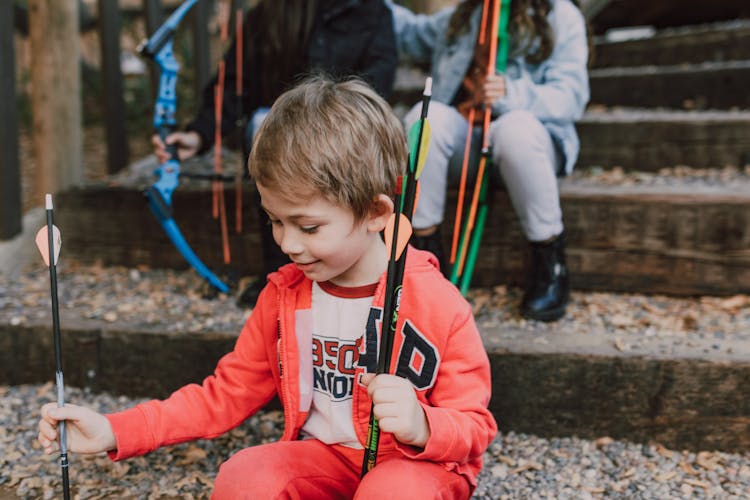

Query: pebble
left=2, top=383, right=748, bottom=499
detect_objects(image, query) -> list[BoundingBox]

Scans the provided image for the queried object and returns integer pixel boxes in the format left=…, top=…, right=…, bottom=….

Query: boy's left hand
left=361, top=373, right=430, bottom=448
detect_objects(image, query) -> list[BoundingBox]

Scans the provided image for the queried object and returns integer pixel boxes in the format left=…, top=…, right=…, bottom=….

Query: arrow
left=35, top=193, right=71, bottom=500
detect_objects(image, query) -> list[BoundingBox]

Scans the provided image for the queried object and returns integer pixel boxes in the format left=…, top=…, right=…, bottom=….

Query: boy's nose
left=279, top=230, right=304, bottom=256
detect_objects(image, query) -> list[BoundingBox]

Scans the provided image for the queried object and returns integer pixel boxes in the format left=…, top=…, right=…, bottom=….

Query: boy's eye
left=300, top=225, right=318, bottom=234
left=267, top=217, right=282, bottom=226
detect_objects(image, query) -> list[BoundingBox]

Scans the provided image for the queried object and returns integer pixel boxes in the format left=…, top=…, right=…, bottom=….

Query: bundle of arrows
left=450, top=0, right=511, bottom=295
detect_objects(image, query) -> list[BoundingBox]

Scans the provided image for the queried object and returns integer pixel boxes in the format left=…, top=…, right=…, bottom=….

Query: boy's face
left=257, top=182, right=390, bottom=287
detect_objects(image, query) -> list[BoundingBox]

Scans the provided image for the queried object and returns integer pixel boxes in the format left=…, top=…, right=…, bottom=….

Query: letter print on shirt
left=300, top=280, right=377, bottom=448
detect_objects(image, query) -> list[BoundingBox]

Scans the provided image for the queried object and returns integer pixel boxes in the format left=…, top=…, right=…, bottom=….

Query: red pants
left=212, top=439, right=472, bottom=499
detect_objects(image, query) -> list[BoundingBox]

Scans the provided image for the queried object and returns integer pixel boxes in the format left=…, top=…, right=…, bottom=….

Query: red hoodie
left=106, top=248, right=497, bottom=486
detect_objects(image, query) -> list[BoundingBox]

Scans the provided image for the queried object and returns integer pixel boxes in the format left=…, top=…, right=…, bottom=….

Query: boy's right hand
left=38, top=403, right=117, bottom=455
left=152, top=130, right=202, bottom=163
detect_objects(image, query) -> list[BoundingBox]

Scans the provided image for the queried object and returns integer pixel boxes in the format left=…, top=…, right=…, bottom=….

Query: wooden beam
left=191, top=0, right=211, bottom=101
left=98, top=0, right=129, bottom=174
left=54, top=181, right=750, bottom=296
left=28, top=0, right=83, bottom=196
left=589, top=0, right=750, bottom=34
left=589, top=61, right=750, bottom=109
left=0, top=0, right=21, bottom=239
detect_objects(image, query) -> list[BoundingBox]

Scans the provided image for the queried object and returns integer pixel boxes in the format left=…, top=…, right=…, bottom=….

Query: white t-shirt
left=299, top=280, right=377, bottom=449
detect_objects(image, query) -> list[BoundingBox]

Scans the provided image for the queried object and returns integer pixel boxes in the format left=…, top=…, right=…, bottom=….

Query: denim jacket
left=389, top=0, right=589, bottom=174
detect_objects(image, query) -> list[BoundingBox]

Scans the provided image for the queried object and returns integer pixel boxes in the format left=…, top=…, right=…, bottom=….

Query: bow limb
left=146, top=184, right=230, bottom=293
left=139, top=0, right=230, bottom=293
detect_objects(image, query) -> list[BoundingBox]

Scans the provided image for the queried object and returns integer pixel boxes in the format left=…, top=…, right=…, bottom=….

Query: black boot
left=410, top=227, right=448, bottom=277
left=520, top=232, right=569, bottom=322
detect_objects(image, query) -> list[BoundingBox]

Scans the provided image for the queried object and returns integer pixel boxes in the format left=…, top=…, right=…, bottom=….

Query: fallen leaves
left=680, top=461, right=699, bottom=476
left=655, top=470, right=678, bottom=482
left=176, top=445, right=208, bottom=465
left=510, top=460, right=543, bottom=474
left=594, top=436, right=614, bottom=448
left=696, top=451, right=721, bottom=471
left=683, top=478, right=711, bottom=489
left=655, top=443, right=677, bottom=460
left=614, top=337, right=629, bottom=351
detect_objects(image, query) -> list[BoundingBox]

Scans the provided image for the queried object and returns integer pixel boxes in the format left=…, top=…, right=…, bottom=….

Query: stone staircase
left=3, top=12, right=750, bottom=452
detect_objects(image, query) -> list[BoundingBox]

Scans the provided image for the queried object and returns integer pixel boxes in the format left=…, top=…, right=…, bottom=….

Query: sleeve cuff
left=104, top=406, right=153, bottom=461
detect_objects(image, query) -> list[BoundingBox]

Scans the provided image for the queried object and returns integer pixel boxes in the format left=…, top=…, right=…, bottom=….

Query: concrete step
left=589, top=59, right=750, bottom=109
left=1, top=295, right=747, bottom=452
left=54, top=172, right=750, bottom=297
left=592, top=19, right=750, bottom=68
left=577, top=108, right=750, bottom=170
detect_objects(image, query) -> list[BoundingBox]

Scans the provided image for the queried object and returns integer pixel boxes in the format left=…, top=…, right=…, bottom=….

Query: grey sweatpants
left=404, top=101, right=563, bottom=242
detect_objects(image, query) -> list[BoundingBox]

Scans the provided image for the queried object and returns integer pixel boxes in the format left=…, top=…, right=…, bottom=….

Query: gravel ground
left=1, top=261, right=750, bottom=498
left=1, top=383, right=749, bottom=499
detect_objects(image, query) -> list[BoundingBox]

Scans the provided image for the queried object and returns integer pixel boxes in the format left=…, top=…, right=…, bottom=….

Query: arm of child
left=394, top=306, right=497, bottom=465
left=103, top=286, right=280, bottom=460
left=388, top=1, right=452, bottom=66
left=492, top=3, right=589, bottom=122
left=38, top=402, right=116, bottom=455
left=361, top=373, right=430, bottom=448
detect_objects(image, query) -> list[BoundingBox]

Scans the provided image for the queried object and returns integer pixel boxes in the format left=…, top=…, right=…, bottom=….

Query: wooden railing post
left=0, top=0, right=22, bottom=239
left=191, top=0, right=212, bottom=99
left=98, top=0, right=129, bottom=174
left=29, top=0, right=83, bottom=199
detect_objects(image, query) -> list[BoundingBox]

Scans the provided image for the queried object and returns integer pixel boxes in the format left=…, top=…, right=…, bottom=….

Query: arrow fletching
left=407, top=120, right=431, bottom=179
left=384, top=213, right=412, bottom=260
left=35, top=225, right=61, bottom=267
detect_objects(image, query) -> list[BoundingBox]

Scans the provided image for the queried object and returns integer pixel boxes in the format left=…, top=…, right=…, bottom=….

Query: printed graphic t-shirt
left=299, top=280, right=377, bottom=449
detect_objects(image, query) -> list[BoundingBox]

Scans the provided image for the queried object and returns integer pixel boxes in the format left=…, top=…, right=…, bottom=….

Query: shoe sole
left=521, top=304, right=567, bottom=322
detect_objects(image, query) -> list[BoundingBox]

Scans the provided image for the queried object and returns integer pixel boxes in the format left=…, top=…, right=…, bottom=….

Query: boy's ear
left=367, top=194, right=394, bottom=232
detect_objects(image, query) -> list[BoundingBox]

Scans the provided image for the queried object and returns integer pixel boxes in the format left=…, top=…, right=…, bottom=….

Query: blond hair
left=249, top=74, right=407, bottom=221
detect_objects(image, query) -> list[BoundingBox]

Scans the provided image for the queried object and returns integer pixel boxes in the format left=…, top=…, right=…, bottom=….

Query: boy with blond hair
left=38, top=76, right=497, bottom=499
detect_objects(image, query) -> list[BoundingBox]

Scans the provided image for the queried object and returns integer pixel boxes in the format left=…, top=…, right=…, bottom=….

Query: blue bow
left=138, top=0, right=229, bottom=293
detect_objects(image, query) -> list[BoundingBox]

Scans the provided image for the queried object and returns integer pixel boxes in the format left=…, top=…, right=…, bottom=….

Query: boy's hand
left=38, top=403, right=116, bottom=455
left=151, top=130, right=202, bottom=163
left=361, top=373, right=430, bottom=448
